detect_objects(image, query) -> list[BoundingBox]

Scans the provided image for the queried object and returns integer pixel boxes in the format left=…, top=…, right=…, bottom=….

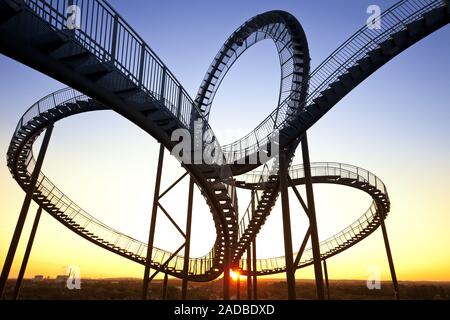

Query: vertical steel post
left=279, top=150, right=296, bottom=300
left=0, top=124, right=54, bottom=299
left=380, top=218, right=400, bottom=300
left=251, top=191, right=257, bottom=300
left=142, top=144, right=165, bottom=299
left=252, top=239, right=257, bottom=300
left=162, top=273, right=168, bottom=300
left=323, top=259, right=330, bottom=300
left=246, top=246, right=252, bottom=300
left=176, top=86, right=183, bottom=119
left=13, top=207, right=43, bottom=300
left=301, top=134, right=325, bottom=300
left=223, top=246, right=230, bottom=300
left=138, top=45, right=146, bottom=86
left=236, top=271, right=240, bottom=300
left=160, top=66, right=167, bottom=102
left=181, top=177, right=194, bottom=300
left=110, top=14, right=119, bottom=61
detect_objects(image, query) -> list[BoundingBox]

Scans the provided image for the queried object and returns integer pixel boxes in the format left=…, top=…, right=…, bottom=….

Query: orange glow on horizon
left=230, top=269, right=240, bottom=281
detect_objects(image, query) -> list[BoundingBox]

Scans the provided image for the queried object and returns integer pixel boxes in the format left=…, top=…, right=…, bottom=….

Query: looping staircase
left=6, top=88, right=226, bottom=280
left=231, top=0, right=449, bottom=274
left=1, top=0, right=448, bottom=278
left=220, top=0, right=450, bottom=170
left=237, top=163, right=390, bottom=275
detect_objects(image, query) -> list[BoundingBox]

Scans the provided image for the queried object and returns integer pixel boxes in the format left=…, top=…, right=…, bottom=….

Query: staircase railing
left=239, top=163, right=388, bottom=272
left=221, top=0, right=446, bottom=164
left=9, top=88, right=218, bottom=276
left=22, top=0, right=202, bottom=128
left=20, top=0, right=445, bottom=172
left=20, top=0, right=237, bottom=171
left=239, top=162, right=386, bottom=195
left=14, top=0, right=240, bottom=274
left=236, top=162, right=272, bottom=241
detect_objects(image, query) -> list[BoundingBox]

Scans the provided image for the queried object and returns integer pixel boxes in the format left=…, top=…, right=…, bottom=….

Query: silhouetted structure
left=0, top=0, right=448, bottom=301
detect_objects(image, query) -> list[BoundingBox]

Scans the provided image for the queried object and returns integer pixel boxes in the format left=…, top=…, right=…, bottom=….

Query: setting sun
left=0, top=0, right=449, bottom=306
left=230, top=270, right=241, bottom=281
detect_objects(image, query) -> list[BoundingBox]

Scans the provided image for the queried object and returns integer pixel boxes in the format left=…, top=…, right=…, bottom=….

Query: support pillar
left=279, top=149, right=296, bottom=300
left=323, top=259, right=330, bottom=300
left=181, top=177, right=194, bottom=300
left=0, top=124, right=54, bottom=299
left=223, top=246, right=230, bottom=300
left=162, top=273, right=168, bottom=300
left=142, top=143, right=165, bottom=299
left=301, top=134, right=325, bottom=300
left=236, top=270, right=240, bottom=300
left=380, top=218, right=400, bottom=300
left=246, top=246, right=252, bottom=299
left=251, top=191, right=257, bottom=300
left=13, top=207, right=43, bottom=300
left=252, top=239, right=257, bottom=300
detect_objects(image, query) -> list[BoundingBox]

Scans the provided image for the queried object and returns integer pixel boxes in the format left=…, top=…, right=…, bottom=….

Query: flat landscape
left=3, top=279, right=449, bottom=300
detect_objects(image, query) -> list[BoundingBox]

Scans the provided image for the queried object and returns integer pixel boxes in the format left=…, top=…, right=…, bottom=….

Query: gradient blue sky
left=0, top=0, right=449, bottom=281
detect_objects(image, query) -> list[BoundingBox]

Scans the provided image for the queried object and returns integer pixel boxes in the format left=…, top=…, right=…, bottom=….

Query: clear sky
left=0, top=0, right=449, bottom=283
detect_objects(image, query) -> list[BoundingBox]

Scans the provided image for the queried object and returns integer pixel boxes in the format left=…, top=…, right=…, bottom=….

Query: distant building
left=33, top=275, right=44, bottom=282
left=55, top=275, right=69, bottom=283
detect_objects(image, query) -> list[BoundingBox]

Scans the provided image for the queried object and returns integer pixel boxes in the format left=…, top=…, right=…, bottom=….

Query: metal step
left=337, top=72, right=353, bottom=87
left=0, top=0, right=22, bottom=24
left=405, top=19, right=425, bottom=37
left=114, top=86, right=140, bottom=98
left=367, top=47, right=384, bottom=64
left=32, top=31, right=68, bottom=54
left=356, top=56, right=372, bottom=72
left=347, top=65, right=363, bottom=80
left=312, top=95, right=328, bottom=108
left=76, top=62, right=113, bottom=81
left=423, top=6, right=447, bottom=27
left=391, top=29, right=409, bottom=47
left=330, top=80, right=346, bottom=95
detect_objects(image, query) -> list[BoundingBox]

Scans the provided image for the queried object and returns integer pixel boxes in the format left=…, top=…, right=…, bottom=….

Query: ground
left=2, top=279, right=449, bottom=300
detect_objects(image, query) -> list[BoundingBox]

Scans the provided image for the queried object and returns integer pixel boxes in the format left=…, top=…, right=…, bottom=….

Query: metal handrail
left=9, top=0, right=441, bottom=276
left=20, top=0, right=205, bottom=128
left=221, top=0, right=445, bottom=163
left=12, top=0, right=241, bottom=275
left=235, top=162, right=386, bottom=242
left=11, top=88, right=218, bottom=276
left=239, top=163, right=389, bottom=272
left=19, top=0, right=238, bottom=190
left=236, top=162, right=273, bottom=240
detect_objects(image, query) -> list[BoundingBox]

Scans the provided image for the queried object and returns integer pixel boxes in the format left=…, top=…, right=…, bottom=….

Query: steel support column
left=223, top=246, right=230, bottom=300
left=300, top=133, right=325, bottom=300
left=181, top=177, right=194, bottom=300
left=323, top=259, right=330, bottom=299
left=252, top=238, right=258, bottom=300
left=252, top=239, right=257, bottom=300
left=142, top=143, right=165, bottom=300
left=380, top=217, right=400, bottom=300
left=246, top=246, right=252, bottom=300
left=0, top=124, right=54, bottom=299
left=279, top=149, right=296, bottom=300
left=236, top=270, right=241, bottom=300
left=162, top=273, right=168, bottom=300
left=251, top=191, right=257, bottom=300
left=13, top=206, right=43, bottom=300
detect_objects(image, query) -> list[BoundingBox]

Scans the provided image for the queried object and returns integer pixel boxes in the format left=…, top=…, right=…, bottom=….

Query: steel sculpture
left=0, top=0, right=448, bottom=300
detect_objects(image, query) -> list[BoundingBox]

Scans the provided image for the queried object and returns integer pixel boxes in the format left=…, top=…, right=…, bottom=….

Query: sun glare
left=230, top=269, right=240, bottom=281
